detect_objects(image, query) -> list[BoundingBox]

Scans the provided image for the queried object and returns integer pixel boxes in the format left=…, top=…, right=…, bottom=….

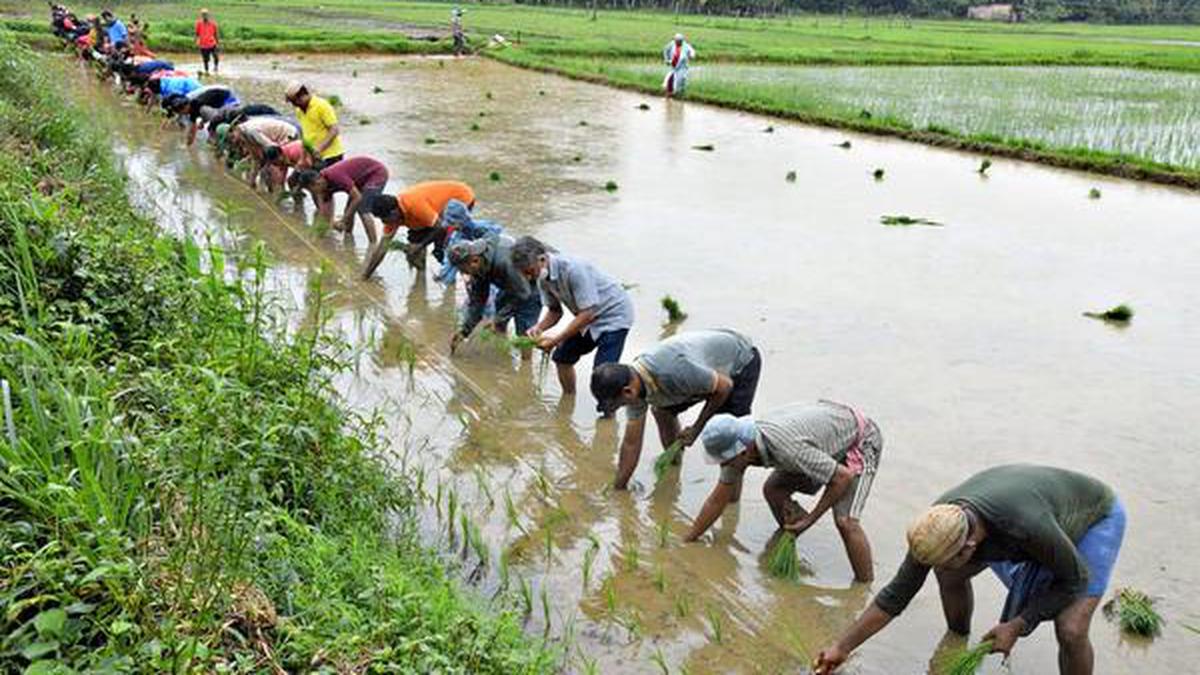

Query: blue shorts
left=552, top=328, right=629, bottom=366
left=991, top=498, right=1126, bottom=625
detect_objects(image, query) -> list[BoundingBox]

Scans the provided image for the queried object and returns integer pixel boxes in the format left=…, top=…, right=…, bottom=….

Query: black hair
left=510, top=236, right=549, bottom=270
left=369, top=194, right=400, bottom=219
left=263, top=145, right=281, bottom=162
left=293, top=169, right=320, bottom=190
left=590, top=363, right=635, bottom=411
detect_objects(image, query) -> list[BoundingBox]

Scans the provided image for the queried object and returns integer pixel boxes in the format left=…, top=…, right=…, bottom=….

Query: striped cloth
left=734, top=401, right=880, bottom=486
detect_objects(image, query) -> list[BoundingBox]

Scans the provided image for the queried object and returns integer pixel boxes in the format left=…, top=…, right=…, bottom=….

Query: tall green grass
left=0, top=32, right=551, bottom=673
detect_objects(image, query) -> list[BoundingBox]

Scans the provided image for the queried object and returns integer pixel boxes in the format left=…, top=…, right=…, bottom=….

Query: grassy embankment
left=0, top=31, right=553, bottom=673
left=6, top=0, right=1200, bottom=185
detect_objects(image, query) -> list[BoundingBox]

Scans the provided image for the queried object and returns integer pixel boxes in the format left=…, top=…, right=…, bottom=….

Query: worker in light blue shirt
left=101, top=10, right=127, bottom=48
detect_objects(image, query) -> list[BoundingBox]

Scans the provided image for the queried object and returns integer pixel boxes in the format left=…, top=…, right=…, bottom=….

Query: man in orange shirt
left=194, top=9, right=219, bottom=75
left=362, top=181, right=475, bottom=280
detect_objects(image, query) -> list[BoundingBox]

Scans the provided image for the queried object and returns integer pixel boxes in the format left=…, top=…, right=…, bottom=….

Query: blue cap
left=701, top=414, right=756, bottom=464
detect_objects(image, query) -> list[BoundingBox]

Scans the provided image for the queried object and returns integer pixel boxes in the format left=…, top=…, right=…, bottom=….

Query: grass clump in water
left=765, top=532, right=801, bottom=581
left=470, top=122, right=481, bottom=131
left=604, top=180, right=618, bottom=191
left=328, top=94, right=342, bottom=107
left=661, top=295, right=687, bottom=323
left=978, top=158, right=992, bottom=174
left=372, top=85, right=384, bottom=94
left=941, top=640, right=993, bottom=675
left=1104, top=587, right=1163, bottom=637
left=509, top=335, right=538, bottom=350
left=653, top=440, right=684, bottom=481
left=873, top=167, right=885, bottom=180
left=359, top=117, right=371, bottom=125
left=837, top=140, right=852, bottom=149
left=785, top=170, right=797, bottom=182
left=637, top=102, right=650, bottom=110
left=489, top=170, right=502, bottom=182
left=692, top=143, right=715, bottom=151
left=881, top=214, right=943, bottom=227
left=1083, top=303, right=1134, bottom=323
left=763, top=125, right=775, bottom=133
left=1089, top=187, right=1102, bottom=199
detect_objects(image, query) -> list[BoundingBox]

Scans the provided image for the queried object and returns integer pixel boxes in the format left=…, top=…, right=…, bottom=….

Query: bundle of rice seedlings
left=873, top=168, right=885, bottom=180
left=327, top=94, right=342, bottom=107
left=358, top=117, right=371, bottom=125
left=1104, top=587, right=1163, bottom=637
left=572, top=155, right=583, bottom=162
left=508, top=335, right=538, bottom=350
left=763, top=125, right=775, bottom=133
left=661, top=295, right=687, bottom=323
left=424, top=137, right=438, bottom=145
left=372, top=85, right=384, bottom=94
left=942, top=640, right=992, bottom=675
left=691, top=144, right=715, bottom=151
left=785, top=170, right=797, bottom=182
left=653, top=440, right=684, bottom=481
left=604, top=180, right=618, bottom=192
left=489, top=171, right=502, bottom=182
left=637, top=103, right=650, bottom=110
left=881, top=215, right=942, bottom=227
left=1089, top=187, right=1102, bottom=199
left=978, top=159, right=992, bottom=175
left=765, top=532, right=800, bottom=581
left=837, top=140, right=852, bottom=149
left=1083, top=304, right=1134, bottom=323
left=578, top=120, right=588, bottom=127
left=485, top=91, right=494, bottom=99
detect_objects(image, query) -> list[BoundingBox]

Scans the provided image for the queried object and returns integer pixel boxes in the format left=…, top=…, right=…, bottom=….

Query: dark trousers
left=200, top=47, right=219, bottom=73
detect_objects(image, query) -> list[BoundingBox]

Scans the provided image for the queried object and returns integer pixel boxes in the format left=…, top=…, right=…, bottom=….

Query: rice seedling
left=837, top=140, right=852, bottom=149
left=604, top=180, right=618, bottom=191
left=785, top=170, right=797, bottom=182
left=446, top=487, right=459, bottom=539
left=519, top=576, right=534, bottom=619
left=653, top=564, right=667, bottom=593
left=478, top=111, right=487, bottom=117
left=573, top=155, right=583, bottom=162
left=543, top=523, right=556, bottom=561
left=578, top=652, right=600, bottom=675
left=582, top=537, right=600, bottom=591
left=637, top=103, right=650, bottom=110
left=351, top=69, right=358, bottom=77
left=763, top=125, right=775, bottom=133
left=1104, top=587, right=1163, bottom=637
left=705, top=605, right=725, bottom=644
left=485, top=91, right=494, bottom=99
left=578, top=120, right=589, bottom=126
left=541, top=585, right=553, bottom=636
left=657, top=520, right=670, bottom=548
left=660, top=296, right=687, bottom=323
left=603, top=577, right=618, bottom=616
left=424, top=137, right=438, bottom=145
left=435, top=480, right=444, bottom=519
left=978, top=159, right=992, bottom=174
left=765, top=532, right=801, bottom=581
left=498, top=549, right=511, bottom=590
left=1083, top=303, right=1134, bottom=323
left=653, top=440, right=685, bottom=480
left=470, top=122, right=480, bottom=131
left=489, top=171, right=502, bottom=182
left=358, top=117, right=371, bottom=125
left=372, top=85, right=384, bottom=94
left=509, top=335, right=538, bottom=350
left=460, top=512, right=472, bottom=557
left=873, top=168, right=885, bottom=180
left=473, top=466, right=494, bottom=508
left=328, top=94, right=342, bottom=107
left=1182, top=622, right=1200, bottom=635
left=881, top=214, right=943, bottom=227
left=691, top=144, right=715, bottom=151
left=650, top=647, right=670, bottom=675
left=940, top=640, right=992, bottom=675
left=624, top=543, right=640, bottom=572
left=504, top=489, right=525, bottom=533
left=674, top=593, right=691, bottom=618
left=1089, top=187, right=1102, bottom=199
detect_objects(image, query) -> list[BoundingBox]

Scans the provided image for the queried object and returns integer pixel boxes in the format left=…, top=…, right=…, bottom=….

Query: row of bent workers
left=59, top=10, right=1125, bottom=673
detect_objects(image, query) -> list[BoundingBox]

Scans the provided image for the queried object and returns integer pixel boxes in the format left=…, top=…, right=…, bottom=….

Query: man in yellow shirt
left=284, top=80, right=343, bottom=167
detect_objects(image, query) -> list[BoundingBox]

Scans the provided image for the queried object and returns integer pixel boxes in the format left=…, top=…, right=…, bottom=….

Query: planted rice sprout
left=582, top=538, right=600, bottom=590
left=541, top=585, right=553, bottom=636
left=604, top=180, right=618, bottom=192
left=941, top=640, right=993, bottom=675
left=328, top=94, right=342, bottom=107
left=837, top=140, right=852, bottom=149
left=657, top=520, right=670, bottom=548
left=358, top=117, right=371, bottom=125
left=873, top=168, right=885, bottom=180
left=705, top=605, right=725, bottom=644
left=603, top=577, right=618, bottom=616
left=785, top=170, right=797, bottom=182
left=372, top=85, right=384, bottom=94
left=637, top=103, right=650, bottom=110
left=654, top=440, right=685, bottom=480
left=660, top=296, right=687, bottom=323
left=424, top=137, right=438, bottom=145
left=498, top=548, right=511, bottom=590
left=691, top=144, right=715, bottom=151
left=485, top=91, right=494, bottom=99
left=470, top=122, right=480, bottom=131
left=653, top=563, right=667, bottom=593
left=446, top=488, right=459, bottom=540
left=650, top=647, right=670, bottom=675
left=766, top=532, right=801, bottom=581
left=1104, top=587, right=1163, bottom=637
left=674, top=593, right=691, bottom=618
left=519, top=576, right=533, bottom=619
left=978, top=159, right=993, bottom=175
left=881, top=214, right=943, bottom=227
left=1083, top=303, right=1134, bottom=323
left=1090, top=187, right=1103, bottom=199
left=489, top=171, right=502, bottom=182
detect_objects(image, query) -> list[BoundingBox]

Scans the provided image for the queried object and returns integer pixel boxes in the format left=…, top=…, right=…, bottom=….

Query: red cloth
left=670, top=43, right=682, bottom=68
left=195, top=19, right=219, bottom=49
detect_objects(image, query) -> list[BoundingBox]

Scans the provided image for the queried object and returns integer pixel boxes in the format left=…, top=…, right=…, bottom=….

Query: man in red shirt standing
left=195, top=9, right=220, bottom=76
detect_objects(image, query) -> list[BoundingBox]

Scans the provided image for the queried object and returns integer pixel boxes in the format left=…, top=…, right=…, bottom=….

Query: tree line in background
left=511, top=0, right=1200, bottom=23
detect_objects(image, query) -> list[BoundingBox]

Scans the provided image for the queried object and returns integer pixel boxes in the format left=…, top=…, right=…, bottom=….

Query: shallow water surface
left=83, top=54, right=1199, bottom=674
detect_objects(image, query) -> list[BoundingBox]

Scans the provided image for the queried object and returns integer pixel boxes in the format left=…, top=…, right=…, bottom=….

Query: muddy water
left=77, top=54, right=1199, bottom=674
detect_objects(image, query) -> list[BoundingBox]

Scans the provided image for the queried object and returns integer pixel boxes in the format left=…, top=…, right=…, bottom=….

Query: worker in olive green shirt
left=815, top=465, right=1125, bottom=675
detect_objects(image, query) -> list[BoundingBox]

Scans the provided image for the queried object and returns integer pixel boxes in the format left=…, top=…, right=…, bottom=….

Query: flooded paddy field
left=80, top=54, right=1199, bottom=674
left=566, top=61, right=1200, bottom=169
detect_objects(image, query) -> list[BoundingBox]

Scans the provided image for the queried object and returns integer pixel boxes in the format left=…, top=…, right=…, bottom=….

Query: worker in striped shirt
left=687, top=401, right=882, bottom=583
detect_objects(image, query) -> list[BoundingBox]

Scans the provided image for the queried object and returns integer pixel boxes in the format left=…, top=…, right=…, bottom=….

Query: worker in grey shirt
left=687, top=401, right=882, bottom=583
left=590, top=329, right=761, bottom=489
left=510, top=237, right=634, bottom=404
left=446, top=235, right=541, bottom=356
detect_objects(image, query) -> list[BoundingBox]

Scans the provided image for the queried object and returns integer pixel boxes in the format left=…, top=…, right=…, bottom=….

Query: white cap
left=700, top=414, right=756, bottom=464
left=674, top=33, right=684, bottom=41
left=284, top=80, right=305, bottom=99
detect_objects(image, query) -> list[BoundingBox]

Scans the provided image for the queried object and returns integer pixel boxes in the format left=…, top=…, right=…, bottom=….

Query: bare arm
left=679, top=372, right=732, bottom=446
left=340, top=186, right=362, bottom=230
left=685, top=480, right=737, bottom=541
left=613, top=414, right=647, bottom=490
left=315, top=124, right=340, bottom=156
left=529, top=306, right=563, bottom=337
left=815, top=604, right=895, bottom=674
left=186, top=119, right=199, bottom=146
left=362, top=229, right=394, bottom=280
left=787, top=465, right=855, bottom=533
left=549, top=307, right=596, bottom=342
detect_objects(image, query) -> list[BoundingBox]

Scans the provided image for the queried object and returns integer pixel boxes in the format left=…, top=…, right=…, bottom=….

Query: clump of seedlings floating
left=604, top=180, right=618, bottom=192
left=1083, top=303, right=1133, bottom=323
left=581, top=535, right=600, bottom=591
left=1089, top=187, right=1102, bottom=199
left=572, top=155, right=583, bottom=162
left=881, top=215, right=943, bottom=227
left=705, top=604, right=725, bottom=644
left=1104, top=587, right=1163, bottom=637
left=424, top=137, right=438, bottom=145
left=978, top=159, right=992, bottom=175
left=578, top=120, right=589, bottom=127
left=327, top=94, right=342, bottom=107
left=941, top=640, right=993, bottom=675
left=763, top=125, right=775, bottom=133
left=351, top=69, right=357, bottom=77
left=637, top=103, right=650, bottom=110
left=489, top=171, right=502, bottom=182
left=653, top=440, right=684, bottom=481
left=785, top=170, right=797, bottom=182
left=873, top=168, right=885, bottom=180
left=508, top=335, right=538, bottom=350
left=837, top=140, right=852, bottom=149
left=765, top=532, right=801, bottom=581
left=485, top=91, right=493, bottom=99
left=372, top=85, right=384, bottom=94
left=692, top=144, right=715, bottom=151
left=661, top=295, right=687, bottom=323
left=359, top=117, right=371, bottom=125
left=470, top=122, right=480, bottom=131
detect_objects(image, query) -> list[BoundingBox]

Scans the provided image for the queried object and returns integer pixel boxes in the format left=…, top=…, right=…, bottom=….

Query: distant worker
left=451, top=7, right=466, bottom=57
left=285, top=81, right=343, bottom=168
left=446, top=235, right=542, bottom=356
left=688, top=401, right=882, bottom=583
left=293, top=156, right=389, bottom=243
left=814, top=465, right=1125, bottom=675
left=165, top=84, right=239, bottom=146
left=363, top=180, right=475, bottom=280
left=591, top=329, right=761, bottom=489
left=101, top=10, right=127, bottom=50
left=662, top=32, right=695, bottom=97
left=511, top=237, right=634, bottom=407
left=195, top=9, right=220, bottom=75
